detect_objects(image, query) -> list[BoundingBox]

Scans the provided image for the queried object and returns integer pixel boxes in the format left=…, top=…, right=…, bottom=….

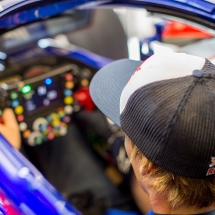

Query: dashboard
left=0, top=56, right=97, bottom=146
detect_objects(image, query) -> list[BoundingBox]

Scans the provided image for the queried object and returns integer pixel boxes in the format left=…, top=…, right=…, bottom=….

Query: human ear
left=140, top=161, right=154, bottom=176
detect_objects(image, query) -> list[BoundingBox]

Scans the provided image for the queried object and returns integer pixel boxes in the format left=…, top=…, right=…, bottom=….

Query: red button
left=17, top=115, right=24, bottom=122
left=47, top=132, right=55, bottom=140
left=65, top=73, right=73, bottom=81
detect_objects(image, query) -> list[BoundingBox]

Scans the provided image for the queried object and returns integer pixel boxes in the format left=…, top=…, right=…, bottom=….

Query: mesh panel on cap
left=121, top=60, right=215, bottom=178
left=160, top=80, right=215, bottom=178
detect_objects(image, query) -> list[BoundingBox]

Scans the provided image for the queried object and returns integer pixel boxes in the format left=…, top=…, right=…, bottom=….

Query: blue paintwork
left=0, top=0, right=215, bottom=29
left=0, top=0, right=215, bottom=31
left=4, top=43, right=112, bottom=70
left=0, top=0, right=106, bottom=16
left=0, top=0, right=111, bottom=28
left=0, top=1, right=90, bottom=28
left=46, top=46, right=113, bottom=69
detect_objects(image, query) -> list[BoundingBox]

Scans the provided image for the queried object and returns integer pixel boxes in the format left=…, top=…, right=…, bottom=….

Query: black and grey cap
left=90, top=52, right=215, bottom=178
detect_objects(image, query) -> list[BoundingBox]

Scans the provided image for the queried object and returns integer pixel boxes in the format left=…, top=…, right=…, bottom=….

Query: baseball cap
left=90, top=52, right=215, bottom=178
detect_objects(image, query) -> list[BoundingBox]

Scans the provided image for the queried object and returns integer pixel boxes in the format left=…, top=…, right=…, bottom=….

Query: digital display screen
left=23, top=82, right=63, bottom=114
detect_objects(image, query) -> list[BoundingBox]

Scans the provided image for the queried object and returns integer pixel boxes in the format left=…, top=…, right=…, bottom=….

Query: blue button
left=64, top=89, right=72, bottom=96
left=11, top=100, right=19, bottom=108
left=39, top=124, right=47, bottom=131
left=45, top=78, right=52, bottom=85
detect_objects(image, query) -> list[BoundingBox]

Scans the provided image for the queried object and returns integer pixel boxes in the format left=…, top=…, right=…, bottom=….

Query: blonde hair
left=130, top=143, right=215, bottom=209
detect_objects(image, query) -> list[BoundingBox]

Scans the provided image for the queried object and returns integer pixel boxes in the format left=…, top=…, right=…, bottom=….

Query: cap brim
left=90, top=58, right=142, bottom=127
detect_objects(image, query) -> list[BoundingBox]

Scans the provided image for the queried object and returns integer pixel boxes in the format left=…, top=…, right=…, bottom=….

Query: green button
left=21, top=85, right=32, bottom=94
left=10, top=92, right=18, bottom=99
left=35, top=137, right=43, bottom=145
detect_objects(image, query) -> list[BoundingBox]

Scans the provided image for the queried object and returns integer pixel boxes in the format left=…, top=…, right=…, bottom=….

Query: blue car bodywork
left=1, top=0, right=215, bottom=28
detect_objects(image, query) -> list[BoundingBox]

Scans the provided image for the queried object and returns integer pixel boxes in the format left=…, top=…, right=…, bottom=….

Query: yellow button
left=15, top=105, right=24, bottom=115
left=64, top=96, right=73, bottom=105
left=52, top=118, right=60, bottom=127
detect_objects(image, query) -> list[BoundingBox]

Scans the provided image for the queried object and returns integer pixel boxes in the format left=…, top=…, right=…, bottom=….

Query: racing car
left=0, top=1, right=215, bottom=215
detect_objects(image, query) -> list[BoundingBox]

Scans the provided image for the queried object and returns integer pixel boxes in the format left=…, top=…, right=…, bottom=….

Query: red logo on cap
left=127, top=62, right=145, bottom=84
left=206, top=157, right=215, bottom=176
left=207, top=167, right=215, bottom=176
left=135, top=64, right=143, bottom=72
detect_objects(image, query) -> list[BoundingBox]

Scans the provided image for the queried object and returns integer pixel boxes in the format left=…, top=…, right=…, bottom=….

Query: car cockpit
left=1, top=1, right=215, bottom=215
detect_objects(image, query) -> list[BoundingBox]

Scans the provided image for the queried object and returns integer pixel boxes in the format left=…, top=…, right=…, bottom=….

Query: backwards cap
left=90, top=53, right=215, bottom=178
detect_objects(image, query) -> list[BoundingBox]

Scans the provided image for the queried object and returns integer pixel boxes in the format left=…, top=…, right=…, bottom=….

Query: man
left=90, top=52, right=215, bottom=214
